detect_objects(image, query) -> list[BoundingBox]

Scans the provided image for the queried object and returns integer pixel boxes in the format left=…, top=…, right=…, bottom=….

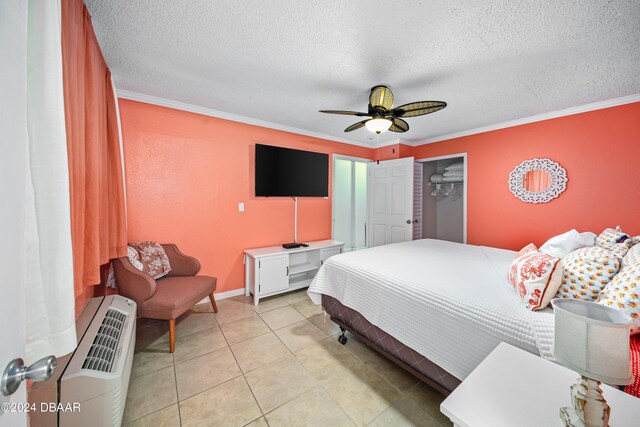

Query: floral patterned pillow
left=597, top=261, right=640, bottom=334
left=508, top=244, right=562, bottom=311
left=623, top=244, right=640, bottom=269
left=597, top=242, right=629, bottom=260
left=129, top=242, right=172, bottom=279
left=127, top=246, right=144, bottom=271
left=595, top=227, right=630, bottom=246
left=555, top=246, right=621, bottom=301
left=627, top=236, right=640, bottom=248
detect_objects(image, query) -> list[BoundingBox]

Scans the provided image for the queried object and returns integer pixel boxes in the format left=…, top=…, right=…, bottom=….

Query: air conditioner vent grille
left=82, top=308, right=127, bottom=372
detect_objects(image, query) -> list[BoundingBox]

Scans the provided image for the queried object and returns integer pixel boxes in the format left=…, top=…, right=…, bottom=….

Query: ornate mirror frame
left=508, top=158, right=567, bottom=203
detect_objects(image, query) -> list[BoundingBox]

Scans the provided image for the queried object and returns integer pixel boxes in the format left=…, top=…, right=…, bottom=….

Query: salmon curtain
left=61, top=0, right=127, bottom=313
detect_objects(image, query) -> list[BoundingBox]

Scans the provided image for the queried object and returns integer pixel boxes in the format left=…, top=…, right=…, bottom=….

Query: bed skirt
left=322, top=294, right=461, bottom=395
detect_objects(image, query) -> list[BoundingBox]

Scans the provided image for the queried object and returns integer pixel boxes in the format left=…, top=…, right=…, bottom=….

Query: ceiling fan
left=320, top=85, right=446, bottom=134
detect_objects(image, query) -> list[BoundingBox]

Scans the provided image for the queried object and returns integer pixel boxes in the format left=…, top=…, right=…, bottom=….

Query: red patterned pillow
left=508, top=244, right=562, bottom=311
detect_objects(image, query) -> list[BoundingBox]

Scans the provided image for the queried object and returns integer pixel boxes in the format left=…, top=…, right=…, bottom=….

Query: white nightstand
left=441, top=342, right=640, bottom=427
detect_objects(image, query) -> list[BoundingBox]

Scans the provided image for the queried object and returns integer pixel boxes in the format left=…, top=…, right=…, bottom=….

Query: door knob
left=1, top=355, right=57, bottom=396
left=406, top=220, right=412, bottom=224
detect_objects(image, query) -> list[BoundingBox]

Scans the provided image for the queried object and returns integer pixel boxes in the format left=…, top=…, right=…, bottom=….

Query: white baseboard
left=196, top=288, right=245, bottom=306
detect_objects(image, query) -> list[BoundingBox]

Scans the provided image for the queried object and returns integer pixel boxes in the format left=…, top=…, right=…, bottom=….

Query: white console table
left=244, top=240, right=344, bottom=305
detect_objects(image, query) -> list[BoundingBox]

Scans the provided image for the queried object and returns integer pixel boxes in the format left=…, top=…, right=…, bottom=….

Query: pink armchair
left=112, top=243, right=217, bottom=352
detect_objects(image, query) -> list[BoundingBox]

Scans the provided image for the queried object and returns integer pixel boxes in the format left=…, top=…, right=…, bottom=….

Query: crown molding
left=405, top=93, right=640, bottom=146
left=116, top=90, right=377, bottom=149
left=118, top=90, right=640, bottom=150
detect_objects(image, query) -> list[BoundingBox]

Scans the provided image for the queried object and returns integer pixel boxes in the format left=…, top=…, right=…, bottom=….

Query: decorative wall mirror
left=508, top=158, right=567, bottom=203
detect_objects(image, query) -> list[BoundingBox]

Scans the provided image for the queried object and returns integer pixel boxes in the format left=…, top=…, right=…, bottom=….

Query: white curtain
left=24, top=0, right=77, bottom=363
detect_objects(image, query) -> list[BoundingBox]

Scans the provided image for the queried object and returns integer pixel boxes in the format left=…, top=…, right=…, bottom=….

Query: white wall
left=333, top=158, right=352, bottom=248
left=333, top=158, right=367, bottom=251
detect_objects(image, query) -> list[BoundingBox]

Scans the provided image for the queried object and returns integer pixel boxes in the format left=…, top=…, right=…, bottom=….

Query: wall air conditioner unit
left=60, top=295, right=136, bottom=427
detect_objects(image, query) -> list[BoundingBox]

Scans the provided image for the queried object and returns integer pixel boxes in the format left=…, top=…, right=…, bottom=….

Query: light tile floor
left=124, top=290, right=453, bottom=427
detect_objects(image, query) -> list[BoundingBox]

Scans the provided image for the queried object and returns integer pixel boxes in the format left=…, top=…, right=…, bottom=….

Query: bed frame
left=322, top=295, right=461, bottom=395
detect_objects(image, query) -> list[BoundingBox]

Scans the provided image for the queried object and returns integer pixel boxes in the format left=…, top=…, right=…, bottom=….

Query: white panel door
left=1, top=0, right=28, bottom=425
left=367, top=157, right=414, bottom=247
left=258, top=255, right=289, bottom=295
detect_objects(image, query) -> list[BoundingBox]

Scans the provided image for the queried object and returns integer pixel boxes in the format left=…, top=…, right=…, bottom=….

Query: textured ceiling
left=85, top=0, right=640, bottom=146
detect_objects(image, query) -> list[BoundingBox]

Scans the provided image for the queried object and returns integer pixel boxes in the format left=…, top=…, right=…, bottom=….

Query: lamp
left=551, top=298, right=633, bottom=427
left=365, top=118, right=392, bottom=134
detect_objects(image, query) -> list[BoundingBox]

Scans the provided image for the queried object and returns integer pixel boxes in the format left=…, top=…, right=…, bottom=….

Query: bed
left=307, top=239, right=555, bottom=394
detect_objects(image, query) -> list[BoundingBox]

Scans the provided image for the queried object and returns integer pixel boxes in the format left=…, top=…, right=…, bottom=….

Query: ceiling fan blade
left=344, top=120, right=368, bottom=132
left=392, top=101, right=447, bottom=117
left=319, top=110, right=369, bottom=116
left=369, top=85, right=394, bottom=111
left=389, top=118, right=409, bottom=133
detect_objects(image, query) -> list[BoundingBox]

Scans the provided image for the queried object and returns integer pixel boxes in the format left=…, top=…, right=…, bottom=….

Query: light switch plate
left=238, top=202, right=245, bottom=212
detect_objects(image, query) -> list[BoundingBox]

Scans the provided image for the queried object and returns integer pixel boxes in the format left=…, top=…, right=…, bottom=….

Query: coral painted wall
left=413, top=102, right=640, bottom=251
left=119, top=99, right=639, bottom=295
left=119, top=99, right=374, bottom=294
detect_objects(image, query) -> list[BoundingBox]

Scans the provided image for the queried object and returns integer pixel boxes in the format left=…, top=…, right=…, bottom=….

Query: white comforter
left=308, top=239, right=555, bottom=380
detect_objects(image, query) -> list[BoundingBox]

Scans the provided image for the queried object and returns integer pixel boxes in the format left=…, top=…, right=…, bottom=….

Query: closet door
left=367, top=157, right=414, bottom=247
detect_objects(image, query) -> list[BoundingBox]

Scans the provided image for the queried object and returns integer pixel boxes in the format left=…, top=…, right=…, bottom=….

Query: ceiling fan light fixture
left=320, top=85, right=446, bottom=135
left=365, top=118, right=392, bottom=134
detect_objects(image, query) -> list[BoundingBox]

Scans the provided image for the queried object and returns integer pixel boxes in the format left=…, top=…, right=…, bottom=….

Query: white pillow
left=579, top=231, right=596, bottom=247
left=539, top=229, right=587, bottom=259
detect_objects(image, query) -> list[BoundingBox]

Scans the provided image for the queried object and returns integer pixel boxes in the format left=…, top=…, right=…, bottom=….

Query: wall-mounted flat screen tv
left=255, top=144, right=328, bottom=197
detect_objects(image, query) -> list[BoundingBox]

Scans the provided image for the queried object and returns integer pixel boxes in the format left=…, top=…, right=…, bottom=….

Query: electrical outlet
left=238, top=202, right=245, bottom=212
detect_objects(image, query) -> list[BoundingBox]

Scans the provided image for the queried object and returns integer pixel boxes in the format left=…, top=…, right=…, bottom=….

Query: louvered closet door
left=367, top=157, right=414, bottom=247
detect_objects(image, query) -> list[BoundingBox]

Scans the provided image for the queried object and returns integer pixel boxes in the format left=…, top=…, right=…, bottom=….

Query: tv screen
left=255, top=144, right=328, bottom=197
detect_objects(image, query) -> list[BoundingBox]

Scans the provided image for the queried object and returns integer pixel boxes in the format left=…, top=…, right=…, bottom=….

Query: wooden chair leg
left=169, top=319, right=176, bottom=353
left=209, top=292, right=218, bottom=313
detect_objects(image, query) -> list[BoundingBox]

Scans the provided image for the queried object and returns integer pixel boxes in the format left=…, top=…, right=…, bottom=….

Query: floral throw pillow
left=627, top=236, right=640, bottom=248
left=556, top=246, right=621, bottom=301
left=508, top=244, right=562, bottom=311
left=597, top=242, right=629, bottom=260
left=624, top=245, right=640, bottom=269
left=129, top=242, right=172, bottom=279
left=127, top=246, right=144, bottom=271
left=595, top=227, right=630, bottom=246
left=597, top=261, right=640, bottom=334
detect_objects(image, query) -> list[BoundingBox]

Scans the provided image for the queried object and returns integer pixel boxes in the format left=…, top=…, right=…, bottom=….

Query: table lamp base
left=560, top=376, right=610, bottom=427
